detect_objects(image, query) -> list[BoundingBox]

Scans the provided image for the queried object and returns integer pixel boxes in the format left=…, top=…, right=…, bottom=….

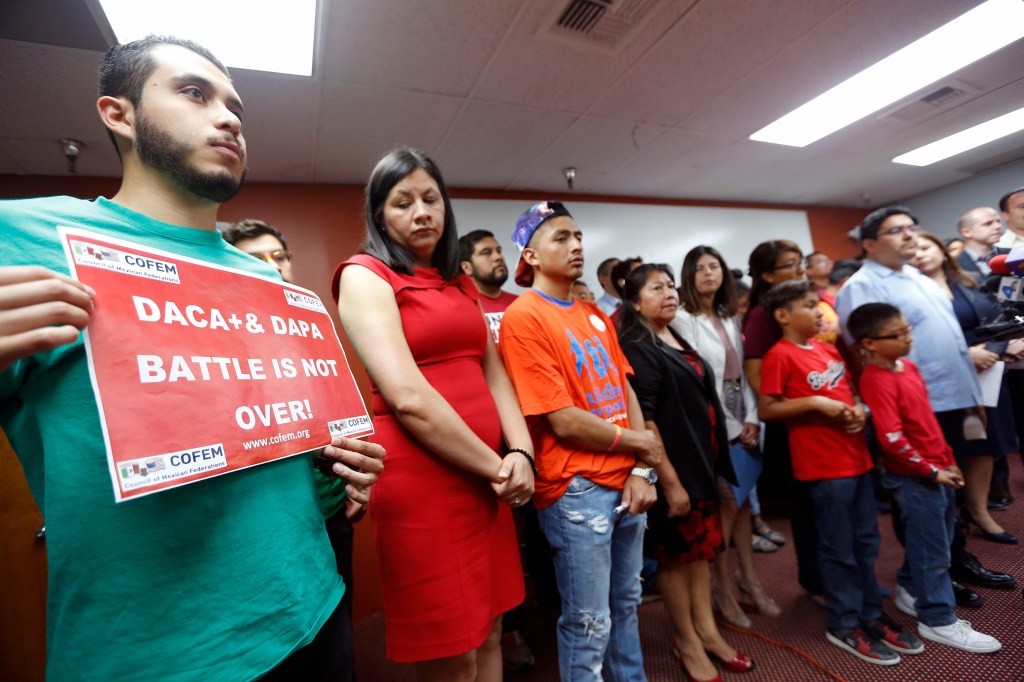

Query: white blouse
left=670, top=307, right=758, bottom=441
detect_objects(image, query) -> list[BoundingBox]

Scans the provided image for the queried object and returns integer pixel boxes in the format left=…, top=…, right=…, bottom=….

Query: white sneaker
left=917, top=619, right=1001, bottom=653
left=894, top=585, right=916, bottom=617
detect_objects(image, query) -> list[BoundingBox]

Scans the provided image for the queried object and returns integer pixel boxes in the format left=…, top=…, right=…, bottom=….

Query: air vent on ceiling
left=882, top=79, right=981, bottom=123
left=539, top=0, right=668, bottom=55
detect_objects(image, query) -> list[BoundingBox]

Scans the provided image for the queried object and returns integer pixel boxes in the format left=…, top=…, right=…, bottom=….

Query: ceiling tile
left=438, top=101, right=578, bottom=188
left=319, top=0, right=523, bottom=96
left=313, top=83, right=464, bottom=183
left=471, top=0, right=697, bottom=113
left=590, top=0, right=848, bottom=126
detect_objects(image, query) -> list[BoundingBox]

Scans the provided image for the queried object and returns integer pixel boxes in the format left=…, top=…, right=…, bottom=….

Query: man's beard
left=474, top=264, right=508, bottom=288
left=135, top=111, right=246, bottom=203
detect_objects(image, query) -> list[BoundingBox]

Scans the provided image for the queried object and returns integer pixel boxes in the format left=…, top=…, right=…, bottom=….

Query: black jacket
left=619, top=324, right=736, bottom=505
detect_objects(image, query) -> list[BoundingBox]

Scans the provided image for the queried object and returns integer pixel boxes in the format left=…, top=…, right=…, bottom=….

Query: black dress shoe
left=950, top=555, right=1017, bottom=590
left=988, top=497, right=1011, bottom=511
left=952, top=581, right=984, bottom=608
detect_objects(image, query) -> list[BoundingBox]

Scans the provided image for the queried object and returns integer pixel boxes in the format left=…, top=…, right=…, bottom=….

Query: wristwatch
left=630, top=466, right=658, bottom=485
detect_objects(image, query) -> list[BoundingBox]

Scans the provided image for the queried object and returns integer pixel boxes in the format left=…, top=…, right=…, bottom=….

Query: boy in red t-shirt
left=850, top=302, right=1000, bottom=654
left=758, top=280, right=918, bottom=667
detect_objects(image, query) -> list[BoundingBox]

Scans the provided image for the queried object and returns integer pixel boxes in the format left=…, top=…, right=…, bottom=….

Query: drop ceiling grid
left=468, top=0, right=697, bottom=113
left=589, top=0, right=851, bottom=128
left=231, top=72, right=321, bottom=182
left=313, top=82, right=466, bottom=183
left=505, top=116, right=671, bottom=193
left=316, top=0, right=524, bottom=97
left=676, top=0, right=987, bottom=139
left=434, top=100, right=579, bottom=188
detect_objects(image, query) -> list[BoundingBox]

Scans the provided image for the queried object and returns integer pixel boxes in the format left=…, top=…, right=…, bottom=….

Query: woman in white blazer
left=670, top=246, right=780, bottom=628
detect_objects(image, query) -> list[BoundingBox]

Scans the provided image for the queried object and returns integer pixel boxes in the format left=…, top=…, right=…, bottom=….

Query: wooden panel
left=0, top=432, right=47, bottom=681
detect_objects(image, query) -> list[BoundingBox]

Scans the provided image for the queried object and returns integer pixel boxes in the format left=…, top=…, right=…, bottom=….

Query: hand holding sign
left=0, top=265, right=95, bottom=373
left=60, top=228, right=373, bottom=501
left=321, top=435, right=386, bottom=505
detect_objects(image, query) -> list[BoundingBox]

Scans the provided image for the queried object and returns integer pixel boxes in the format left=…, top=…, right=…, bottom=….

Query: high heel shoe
left=735, top=571, right=782, bottom=617
left=962, top=508, right=1019, bottom=544
left=670, top=640, right=723, bottom=682
left=712, top=588, right=752, bottom=629
left=706, top=649, right=756, bottom=673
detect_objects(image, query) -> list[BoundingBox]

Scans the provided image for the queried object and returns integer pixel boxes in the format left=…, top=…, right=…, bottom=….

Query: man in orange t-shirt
left=499, top=201, right=662, bottom=682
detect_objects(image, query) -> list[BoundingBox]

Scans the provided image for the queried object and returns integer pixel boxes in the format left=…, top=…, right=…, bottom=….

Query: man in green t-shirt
left=222, top=218, right=366, bottom=675
left=0, top=36, right=384, bottom=681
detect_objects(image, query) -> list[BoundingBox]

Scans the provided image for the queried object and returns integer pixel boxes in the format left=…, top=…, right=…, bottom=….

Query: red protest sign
left=60, top=227, right=372, bottom=502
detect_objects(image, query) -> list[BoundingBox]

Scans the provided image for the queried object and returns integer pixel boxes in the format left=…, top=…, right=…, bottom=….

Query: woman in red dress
left=333, top=147, right=534, bottom=681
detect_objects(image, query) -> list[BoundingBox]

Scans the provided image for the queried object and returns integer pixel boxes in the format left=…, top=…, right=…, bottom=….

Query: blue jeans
left=806, top=472, right=883, bottom=631
left=537, top=476, right=647, bottom=682
left=884, top=472, right=957, bottom=627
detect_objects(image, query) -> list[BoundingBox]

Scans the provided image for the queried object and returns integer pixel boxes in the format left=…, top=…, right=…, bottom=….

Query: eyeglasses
left=773, top=259, right=805, bottom=271
left=879, top=224, right=921, bottom=237
left=867, top=325, right=913, bottom=341
left=247, top=249, right=292, bottom=266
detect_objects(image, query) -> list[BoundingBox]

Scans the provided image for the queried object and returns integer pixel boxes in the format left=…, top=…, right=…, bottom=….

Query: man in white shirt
left=995, top=187, right=1024, bottom=249
left=955, top=207, right=1003, bottom=283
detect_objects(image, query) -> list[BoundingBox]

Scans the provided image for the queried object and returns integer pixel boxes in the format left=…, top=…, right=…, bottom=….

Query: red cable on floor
left=718, top=619, right=851, bottom=682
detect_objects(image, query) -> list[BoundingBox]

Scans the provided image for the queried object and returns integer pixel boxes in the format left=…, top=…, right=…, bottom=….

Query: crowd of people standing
left=3, top=33, right=1023, bottom=682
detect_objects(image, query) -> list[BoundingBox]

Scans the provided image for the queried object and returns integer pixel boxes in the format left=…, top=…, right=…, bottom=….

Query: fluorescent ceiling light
left=893, top=106, right=1024, bottom=166
left=96, top=0, right=316, bottom=76
left=750, top=0, right=1024, bottom=147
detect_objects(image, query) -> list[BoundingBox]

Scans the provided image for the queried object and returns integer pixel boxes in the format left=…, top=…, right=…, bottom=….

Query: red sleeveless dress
left=333, top=254, right=523, bottom=662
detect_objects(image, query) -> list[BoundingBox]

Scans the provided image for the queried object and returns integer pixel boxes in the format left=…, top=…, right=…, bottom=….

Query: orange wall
left=0, top=175, right=866, bottom=645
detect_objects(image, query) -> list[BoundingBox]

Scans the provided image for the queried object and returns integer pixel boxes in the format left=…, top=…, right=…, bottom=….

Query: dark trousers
left=762, top=421, right=822, bottom=594
left=262, top=602, right=353, bottom=682
left=806, top=472, right=883, bottom=631
left=1007, top=369, right=1024, bottom=458
left=325, top=509, right=356, bottom=621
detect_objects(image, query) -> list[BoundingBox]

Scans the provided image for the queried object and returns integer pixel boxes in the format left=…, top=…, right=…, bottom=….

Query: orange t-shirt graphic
left=500, top=290, right=636, bottom=508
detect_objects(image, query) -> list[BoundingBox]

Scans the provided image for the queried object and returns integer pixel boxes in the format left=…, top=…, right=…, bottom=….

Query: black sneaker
left=865, top=614, right=925, bottom=654
left=826, top=628, right=901, bottom=666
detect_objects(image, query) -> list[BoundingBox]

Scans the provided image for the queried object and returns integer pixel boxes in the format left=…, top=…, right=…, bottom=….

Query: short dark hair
left=857, top=205, right=918, bottom=242
left=361, top=146, right=459, bottom=280
left=618, top=263, right=675, bottom=339
left=827, top=258, right=861, bottom=286
left=98, top=35, right=229, bottom=155
left=597, top=257, right=620, bottom=280
left=847, top=303, right=902, bottom=343
left=458, top=229, right=495, bottom=264
left=946, top=236, right=965, bottom=247
left=747, top=239, right=802, bottom=308
left=678, top=245, right=737, bottom=317
left=220, top=219, right=288, bottom=250
left=999, top=187, right=1024, bottom=213
left=761, top=278, right=813, bottom=316
left=610, top=257, right=643, bottom=297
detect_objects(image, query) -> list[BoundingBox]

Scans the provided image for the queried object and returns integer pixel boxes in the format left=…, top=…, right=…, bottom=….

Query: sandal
left=735, top=571, right=781, bottom=617
left=753, top=519, right=786, bottom=546
left=751, top=535, right=779, bottom=553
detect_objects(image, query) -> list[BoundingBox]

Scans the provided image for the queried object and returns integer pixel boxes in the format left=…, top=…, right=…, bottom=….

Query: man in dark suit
left=955, top=207, right=1004, bottom=284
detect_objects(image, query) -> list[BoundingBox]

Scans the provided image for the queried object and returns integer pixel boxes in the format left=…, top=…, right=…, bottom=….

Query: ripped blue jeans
left=537, top=475, right=647, bottom=682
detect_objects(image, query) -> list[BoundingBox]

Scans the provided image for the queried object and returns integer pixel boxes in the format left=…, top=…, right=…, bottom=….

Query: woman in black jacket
left=618, top=264, right=753, bottom=682
left=911, top=232, right=1022, bottom=544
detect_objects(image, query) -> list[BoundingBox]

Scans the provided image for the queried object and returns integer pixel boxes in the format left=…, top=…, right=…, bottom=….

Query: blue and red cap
left=512, top=201, right=573, bottom=286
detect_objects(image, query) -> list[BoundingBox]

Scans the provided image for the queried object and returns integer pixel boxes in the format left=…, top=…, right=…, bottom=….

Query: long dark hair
left=618, top=263, right=676, bottom=342
left=678, top=245, right=738, bottom=318
left=361, top=146, right=459, bottom=280
left=917, top=231, right=976, bottom=289
left=748, top=239, right=802, bottom=309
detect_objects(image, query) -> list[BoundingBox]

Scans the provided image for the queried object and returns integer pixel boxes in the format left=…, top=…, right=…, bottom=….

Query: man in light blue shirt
left=835, top=206, right=1016, bottom=602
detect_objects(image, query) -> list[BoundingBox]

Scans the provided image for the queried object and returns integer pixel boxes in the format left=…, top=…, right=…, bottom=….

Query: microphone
left=988, top=254, right=1011, bottom=276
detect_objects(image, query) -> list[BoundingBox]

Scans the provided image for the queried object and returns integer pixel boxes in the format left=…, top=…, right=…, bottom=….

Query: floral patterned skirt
left=649, top=498, right=724, bottom=564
